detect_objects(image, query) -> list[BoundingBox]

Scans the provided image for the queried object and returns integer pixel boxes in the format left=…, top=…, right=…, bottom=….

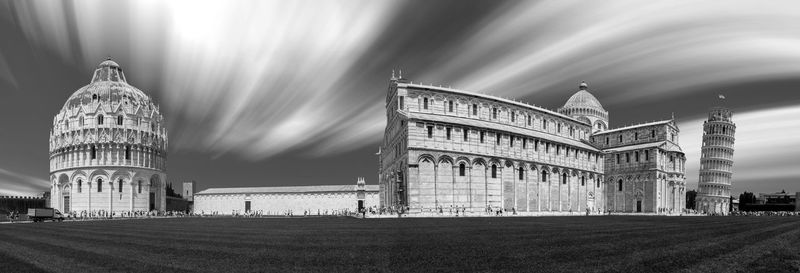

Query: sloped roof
left=196, top=185, right=379, bottom=195
left=593, top=120, right=673, bottom=135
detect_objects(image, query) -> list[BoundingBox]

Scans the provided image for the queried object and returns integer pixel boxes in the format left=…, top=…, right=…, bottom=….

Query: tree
left=686, top=190, right=697, bottom=210
left=739, top=191, right=756, bottom=210
left=165, top=182, right=182, bottom=198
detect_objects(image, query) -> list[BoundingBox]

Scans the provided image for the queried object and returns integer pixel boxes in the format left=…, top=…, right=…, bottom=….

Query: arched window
left=138, top=181, right=142, bottom=193
left=91, top=145, right=97, bottom=159
left=77, top=179, right=82, bottom=193
left=541, top=170, right=547, bottom=182
left=423, top=98, right=428, bottom=109
left=125, top=145, right=131, bottom=160
left=448, top=101, right=454, bottom=112
left=118, top=179, right=123, bottom=193
left=117, top=116, right=123, bottom=125
left=518, top=167, right=524, bottom=180
left=97, top=178, right=103, bottom=192
left=618, top=179, right=623, bottom=191
left=459, top=163, right=466, bottom=177
left=562, top=173, right=567, bottom=184
left=491, top=165, right=497, bottom=178
left=97, top=115, right=104, bottom=125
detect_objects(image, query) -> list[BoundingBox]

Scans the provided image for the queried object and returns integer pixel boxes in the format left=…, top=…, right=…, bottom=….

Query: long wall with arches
left=379, top=76, right=687, bottom=214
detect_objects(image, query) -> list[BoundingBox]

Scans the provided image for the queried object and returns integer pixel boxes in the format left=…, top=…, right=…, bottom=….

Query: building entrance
left=636, top=200, right=642, bottom=212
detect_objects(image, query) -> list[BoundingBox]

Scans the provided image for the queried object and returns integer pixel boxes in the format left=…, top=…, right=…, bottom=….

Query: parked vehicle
left=27, top=208, right=65, bottom=222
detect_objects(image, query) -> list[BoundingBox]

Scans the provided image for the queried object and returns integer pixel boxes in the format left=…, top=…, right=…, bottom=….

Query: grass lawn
left=1, top=216, right=799, bottom=272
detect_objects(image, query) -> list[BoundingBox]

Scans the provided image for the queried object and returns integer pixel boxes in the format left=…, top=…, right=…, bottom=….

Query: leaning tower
left=695, top=106, right=736, bottom=215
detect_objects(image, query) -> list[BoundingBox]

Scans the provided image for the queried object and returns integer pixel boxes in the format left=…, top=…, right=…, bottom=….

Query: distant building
left=49, top=59, right=168, bottom=214
left=378, top=76, right=686, bottom=214
left=739, top=191, right=798, bottom=211
left=695, top=107, right=736, bottom=214
left=193, top=178, right=378, bottom=215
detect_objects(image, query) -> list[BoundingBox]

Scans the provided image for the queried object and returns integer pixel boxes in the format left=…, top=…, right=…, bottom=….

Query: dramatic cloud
left=680, top=105, right=800, bottom=194
left=0, top=168, right=49, bottom=196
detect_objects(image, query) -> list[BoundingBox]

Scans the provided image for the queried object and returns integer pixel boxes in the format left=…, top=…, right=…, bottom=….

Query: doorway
left=245, top=201, right=251, bottom=213
left=358, top=200, right=364, bottom=212
left=636, top=200, right=642, bottom=212
left=63, top=196, right=70, bottom=213
left=149, top=192, right=155, bottom=211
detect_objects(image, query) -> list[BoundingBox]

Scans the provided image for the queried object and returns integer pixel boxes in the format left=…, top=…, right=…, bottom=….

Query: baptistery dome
left=49, top=59, right=168, bottom=215
left=558, top=81, right=609, bottom=132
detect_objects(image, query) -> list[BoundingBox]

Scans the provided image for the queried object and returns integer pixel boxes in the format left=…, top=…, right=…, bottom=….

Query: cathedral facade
left=49, top=59, right=168, bottom=214
left=695, top=107, right=736, bottom=214
left=378, top=76, right=686, bottom=214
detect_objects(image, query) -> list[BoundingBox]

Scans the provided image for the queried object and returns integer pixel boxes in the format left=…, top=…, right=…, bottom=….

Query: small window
left=518, top=167, right=524, bottom=180
left=78, top=179, right=82, bottom=193
left=448, top=101, right=453, bottom=112
left=527, top=115, right=531, bottom=126
left=446, top=128, right=451, bottom=140
left=97, top=178, right=103, bottom=193
left=472, top=104, right=478, bottom=115
left=618, top=180, right=623, bottom=191
left=509, top=136, right=514, bottom=147
left=596, top=179, right=600, bottom=188
left=399, top=96, right=404, bottom=110
left=423, top=98, right=428, bottom=109
left=534, top=139, right=539, bottom=151
left=541, top=170, right=547, bottom=182
left=480, top=131, right=485, bottom=143
left=496, top=134, right=501, bottom=145
left=491, top=165, right=497, bottom=178
left=463, top=129, right=468, bottom=141
left=427, top=126, right=433, bottom=138
left=492, top=108, right=497, bottom=119
left=635, top=132, right=639, bottom=140
left=616, top=154, right=620, bottom=164
left=91, top=145, right=97, bottom=159
left=92, top=94, right=98, bottom=100
left=125, top=145, right=131, bottom=160
left=138, top=181, right=142, bottom=193
left=635, top=151, right=640, bottom=162
left=626, top=153, right=630, bottom=163
left=581, top=176, right=585, bottom=186
left=511, top=112, right=515, bottom=122
left=558, top=123, right=562, bottom=133
left=562, top=173, right=567, bottom=184
left=117, top=116, right=123, bottom=125
left=651, top=130, right=656, bottom=138
left=645, top=150, right=649, bottom=161
left=459, top=164, right=466, bottom=177
left=543, top=120, right=548, bottom=130
left=118, top=179, right=123, bottom=193
left=98, top=115, right=104, bottom=125
left=606, top=137, right=609, bottom=145
left=523, top=138, right=527, bottom=149
left=619, top=135, right=623, bottom=143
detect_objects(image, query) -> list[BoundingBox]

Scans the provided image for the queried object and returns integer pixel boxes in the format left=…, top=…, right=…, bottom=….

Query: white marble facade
left=50, top=59, right=167, bottom=214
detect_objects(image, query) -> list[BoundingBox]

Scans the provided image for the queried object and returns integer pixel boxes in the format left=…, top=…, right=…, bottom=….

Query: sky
left=0, top=0, right=799, bottom=196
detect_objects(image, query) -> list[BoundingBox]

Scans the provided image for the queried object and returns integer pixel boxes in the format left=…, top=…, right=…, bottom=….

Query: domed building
left=49, top=59, right=168, bottom=215
left=558, top=81, right=609, bottom=132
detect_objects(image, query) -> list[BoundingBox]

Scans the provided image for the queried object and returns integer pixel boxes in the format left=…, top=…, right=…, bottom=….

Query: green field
left=1, top=216, right=799, bottom=272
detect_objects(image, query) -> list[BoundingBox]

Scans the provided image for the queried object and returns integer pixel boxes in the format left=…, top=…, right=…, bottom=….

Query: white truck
left=28, top=208, right=65, bottom=222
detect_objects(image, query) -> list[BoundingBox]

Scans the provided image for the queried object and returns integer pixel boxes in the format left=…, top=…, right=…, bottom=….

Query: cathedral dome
left=557, top=81, right=609, bottom=132
left=562, top=88, right=605, bottom=111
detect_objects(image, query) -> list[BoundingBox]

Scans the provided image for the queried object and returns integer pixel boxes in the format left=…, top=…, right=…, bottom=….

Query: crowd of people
left=730, top=210, right=800, bottom=216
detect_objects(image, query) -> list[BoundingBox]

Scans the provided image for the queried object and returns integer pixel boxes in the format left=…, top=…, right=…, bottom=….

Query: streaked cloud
left=0, top=168, right=49, bottom=196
